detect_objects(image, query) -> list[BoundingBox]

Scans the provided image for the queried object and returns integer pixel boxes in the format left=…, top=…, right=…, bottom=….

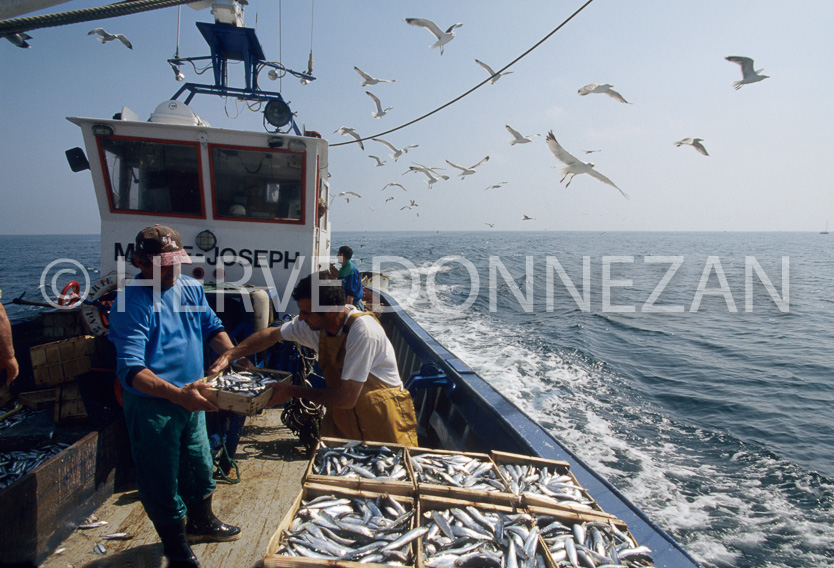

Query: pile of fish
left=536, top=516, right=655, bottom=567
left=421, top=506, right=547, bottom=568
left=312, top=440, right=409, bottom=481
left=275, top=494, right=420, bottom=564
left=0, top=442, right=70, bottom=489
left=209, top=369, right=274, bottom=396
left=0, top=405, right=36, bottom=430
left=498, top=463, right=596, bottom=510
left=411, top=452, right=508, bottom=492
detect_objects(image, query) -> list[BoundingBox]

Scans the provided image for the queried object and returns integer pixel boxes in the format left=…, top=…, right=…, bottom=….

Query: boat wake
left=386, top=262, right=834, bottom=568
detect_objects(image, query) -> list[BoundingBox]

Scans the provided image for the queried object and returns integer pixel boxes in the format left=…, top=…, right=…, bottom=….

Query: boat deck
left=39, top=408, right=308, bottom=568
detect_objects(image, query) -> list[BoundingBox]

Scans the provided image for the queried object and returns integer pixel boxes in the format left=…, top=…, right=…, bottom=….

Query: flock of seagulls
left=326, top=16, right=772, bottom=225
left=5, top=26, right=133, bottom=49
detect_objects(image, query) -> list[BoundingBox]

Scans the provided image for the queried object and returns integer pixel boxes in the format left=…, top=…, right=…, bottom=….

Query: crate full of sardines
left=526, top=507, right=656, bottom=568
left=491, top=450, right=615, bottom=520
left=407, top=447, right=515, bottom=507
left=416, top=494, right=556, bottom=568
left=304, top=438, right=415, bottom=497
left=263, top=482, right=420, bottom=567
left=202, top=366, right=291, bottom=416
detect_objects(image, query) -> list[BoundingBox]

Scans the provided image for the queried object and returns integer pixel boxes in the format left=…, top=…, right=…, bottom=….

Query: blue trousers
left=123, top=391, right=216, bottom=525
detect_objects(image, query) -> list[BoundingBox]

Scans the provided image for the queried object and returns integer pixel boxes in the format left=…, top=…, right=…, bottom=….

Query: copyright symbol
left=40, top=258, right=91, bottom=309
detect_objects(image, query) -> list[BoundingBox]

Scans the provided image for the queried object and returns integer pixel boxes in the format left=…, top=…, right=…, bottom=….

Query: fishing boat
left=1, top=2, right=702, bottom=567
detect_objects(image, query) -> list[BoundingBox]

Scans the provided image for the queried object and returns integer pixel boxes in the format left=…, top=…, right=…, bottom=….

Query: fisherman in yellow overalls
left=210, top=272, right=418, bottom=446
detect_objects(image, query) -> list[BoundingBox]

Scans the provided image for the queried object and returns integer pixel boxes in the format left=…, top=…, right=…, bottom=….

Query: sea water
left=1, top=231, right=832, bottom=568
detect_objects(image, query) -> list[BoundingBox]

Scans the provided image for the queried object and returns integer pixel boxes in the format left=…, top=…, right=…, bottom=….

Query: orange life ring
left=58, top=281, right=81, bottom=306
left=81, top=274, right=119, bottom=336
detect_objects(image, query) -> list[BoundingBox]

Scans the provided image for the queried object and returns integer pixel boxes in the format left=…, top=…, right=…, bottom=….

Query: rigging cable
left=331, top=0, right=596, bottom=147
left=0, top=0, right=200, bottom=35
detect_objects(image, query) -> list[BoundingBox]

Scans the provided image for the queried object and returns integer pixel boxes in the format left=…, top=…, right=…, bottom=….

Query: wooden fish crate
left=303, top=437, right=415, bottom=497
left=525, top=505, right=642, bottom=566
left=416, top=494, right=556, bottom=568
left=54, top=381, right=87, bottom=424
left=17, top=389, right=57, bottom=411
left=263, top=482, right=417, bottom=568
left=40, top=309, right=85, bottom=338
left=29, top=335, right=96, bottom=387
left=202, top=366, right=291, bottom=416
left=407, top=447, right=516, bottom=507
left=0, top=386, right=12, bottom=408
left=491, top=450, right=614, bottom=519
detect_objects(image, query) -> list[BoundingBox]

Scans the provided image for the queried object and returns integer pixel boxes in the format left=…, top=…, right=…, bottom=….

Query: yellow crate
left=202, top=367, right=291, bottom=416
left=30, top=336, right=95, bottom=387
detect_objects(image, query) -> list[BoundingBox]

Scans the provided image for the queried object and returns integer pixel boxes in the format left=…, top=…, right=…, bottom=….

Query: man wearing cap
left=209, top=272, right=418, bottom=446
left=108, top=225, right=240, bottom=568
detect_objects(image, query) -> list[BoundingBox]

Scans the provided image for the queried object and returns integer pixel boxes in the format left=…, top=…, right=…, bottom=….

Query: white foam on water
left=386, top=281, right=834, bottom=568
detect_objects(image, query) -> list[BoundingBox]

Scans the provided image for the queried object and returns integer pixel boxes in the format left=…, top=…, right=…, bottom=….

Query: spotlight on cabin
left=264, top=99, right=291, bottom=129
left=268, top=68, right=279, bottom=81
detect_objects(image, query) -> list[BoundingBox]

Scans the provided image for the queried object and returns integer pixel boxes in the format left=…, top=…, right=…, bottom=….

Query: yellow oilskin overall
left=318, top=312, right=418, bottom=446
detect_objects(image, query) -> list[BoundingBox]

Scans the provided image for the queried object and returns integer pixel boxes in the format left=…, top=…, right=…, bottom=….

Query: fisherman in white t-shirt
left=209, top=272, right=418, bottom=446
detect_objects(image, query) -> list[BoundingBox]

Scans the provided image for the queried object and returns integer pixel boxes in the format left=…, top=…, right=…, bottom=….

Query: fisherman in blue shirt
left=109, top=225, right=240, bottom=568
left=336, top=245, right=364, bottom=311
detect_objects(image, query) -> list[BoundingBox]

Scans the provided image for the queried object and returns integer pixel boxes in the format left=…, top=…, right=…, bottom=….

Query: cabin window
left=210, top=146, right=304, bottom=223
left=99, top=138, right=203, bottom=216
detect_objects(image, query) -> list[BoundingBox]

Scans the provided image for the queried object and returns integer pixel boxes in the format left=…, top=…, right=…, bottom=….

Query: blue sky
left=1, top=0, right=833, bottom=234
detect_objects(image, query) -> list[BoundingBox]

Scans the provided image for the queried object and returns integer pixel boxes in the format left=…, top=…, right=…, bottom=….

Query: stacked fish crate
left=263, top=441, right=656, bottom=567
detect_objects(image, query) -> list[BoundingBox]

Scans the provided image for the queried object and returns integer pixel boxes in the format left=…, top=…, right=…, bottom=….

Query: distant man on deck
left=336, top=245, right=364, bottom=311
left=0, top=293, right=19, bottom=386
left=108, top=225, right=240, bottom=568
left=210, top=272, right=418, bottom=446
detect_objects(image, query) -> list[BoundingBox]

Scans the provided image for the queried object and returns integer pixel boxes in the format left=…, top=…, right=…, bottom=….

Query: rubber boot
left=186, top=494, right=241, bottom=542
left=153, top=518, right=200, bottom=568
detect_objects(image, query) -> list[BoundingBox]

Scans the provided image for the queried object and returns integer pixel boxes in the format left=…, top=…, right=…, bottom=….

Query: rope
left=331, top=0, right=596, bottom=147
left=280, top=344, right=323, bottom=456
left=0, top=0, right=199, bottom=36
left=213, top=440, right=241, bottom=484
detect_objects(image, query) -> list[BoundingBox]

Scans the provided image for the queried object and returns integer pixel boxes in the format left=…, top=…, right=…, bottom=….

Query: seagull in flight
left=674, top=137, right=709, bottom=156
left=373, top=138, right=418, bottom=161
left=484, top=182, right=508, bottom=190
left=505, top=125, right=539, bottom=145
left=445, top=156, right=489, bottom=178
left=385, top=196, right=395, bottom=203
left=578, top=83, right=630, bottom=104
left=404, top=18, right=462, bottom=55
left=485, top=223, right=495, bottom=228
left=382, top=183, right=407, bottom=192
left=365, top=91, right=392, bottom=118
left=545, top=131, right=628, bottom=198
left=338, top=191, right=361, bottom=203
left=88, top=28, right=133, bottom=49
left=583, top=149, right=602, bottom=154
left=354, top=66, right=396, bottom=87
left=405, top=163, right=448, bottom=188
left=725, top=56, right=769, bottom=89
left=335, top=126, right=364, bottom=150
left=3, top=32, right=32, bottom=48
left=368, top=155, right=386, bottom=167
left=522, top=215, right=535, bottom=221
left=475, top=59, right=513, bottom=83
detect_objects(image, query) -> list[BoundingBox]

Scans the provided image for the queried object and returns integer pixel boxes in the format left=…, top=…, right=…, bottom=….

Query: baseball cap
left=135, top=225, right=192, bottom=266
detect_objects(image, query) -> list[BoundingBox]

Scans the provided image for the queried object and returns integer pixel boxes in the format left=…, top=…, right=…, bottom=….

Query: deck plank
left=39, top=408, right=309, bottom=568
